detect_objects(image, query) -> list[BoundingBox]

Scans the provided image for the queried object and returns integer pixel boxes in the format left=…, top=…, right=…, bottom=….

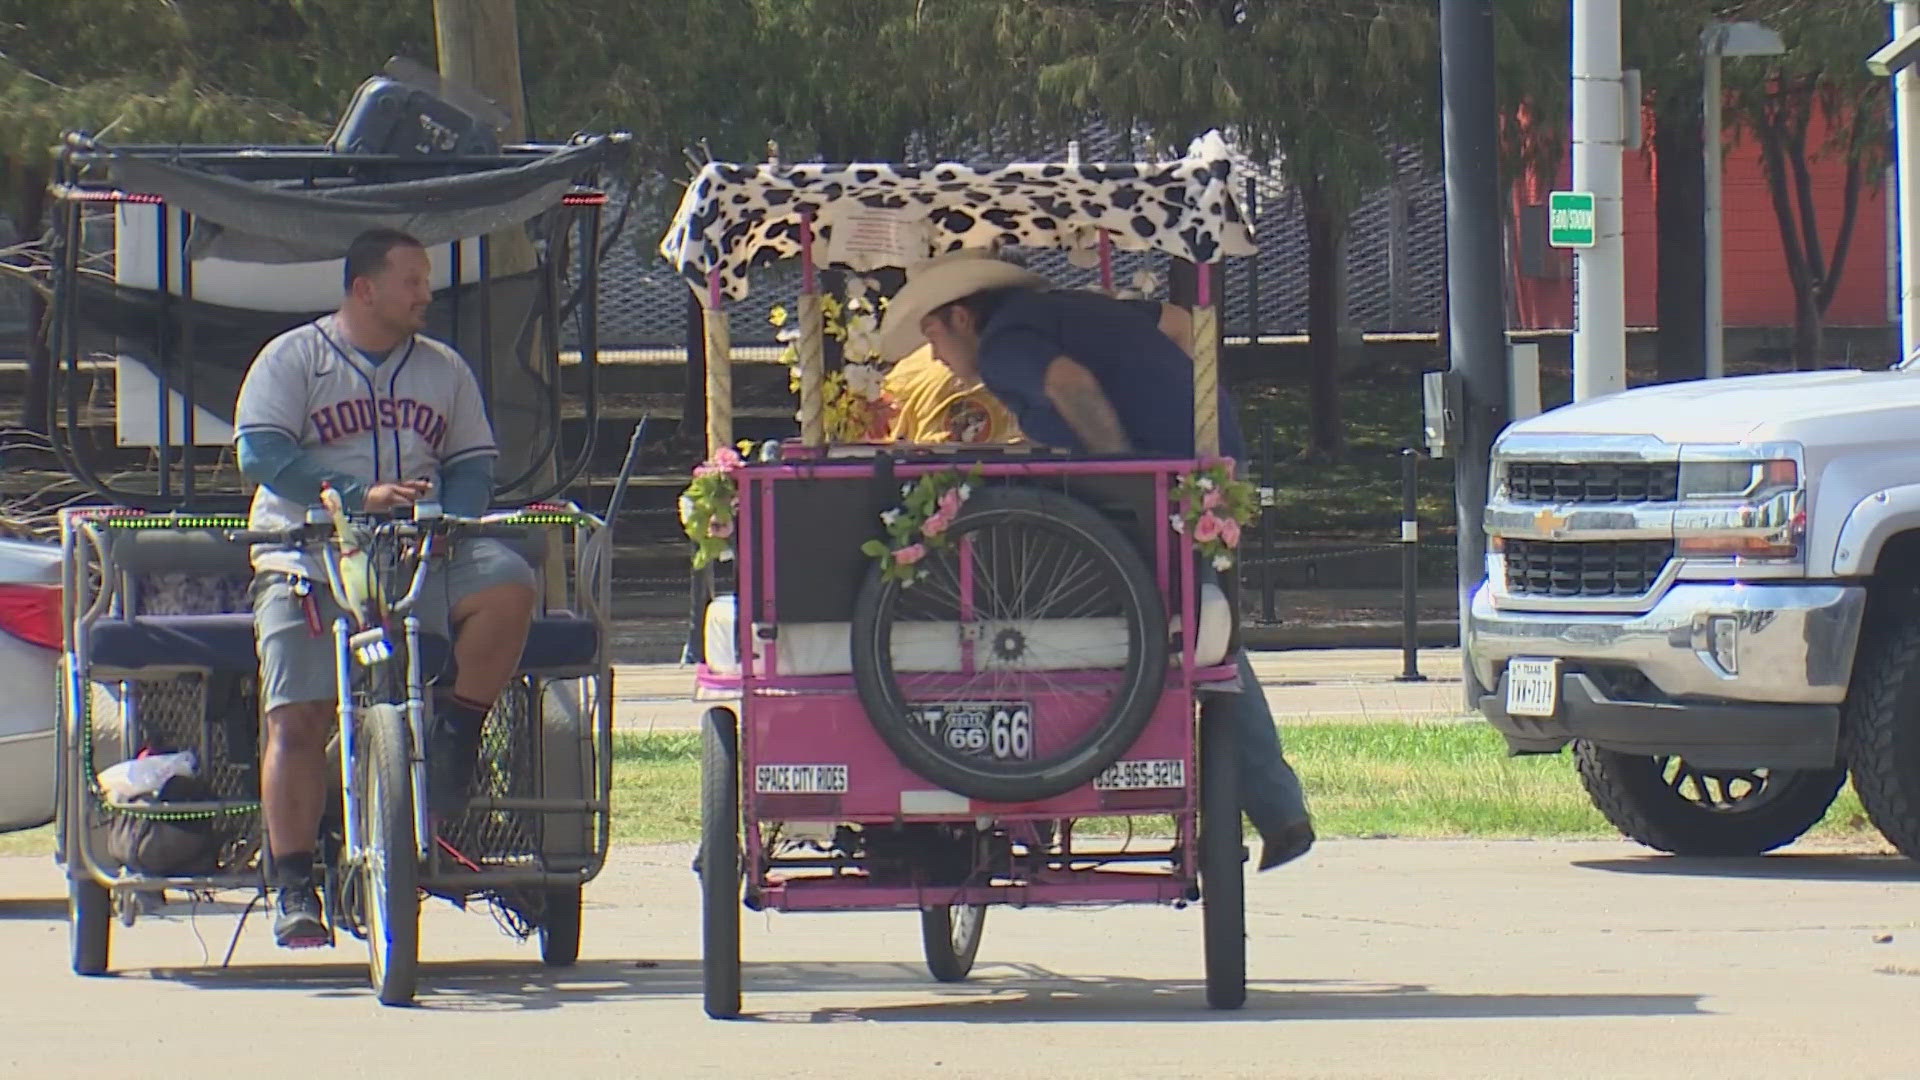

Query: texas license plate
left=1092, top=758, right=1187, bottom=791
left=915, top=702, right=1033, bottom=761
left=1505, top=658, right=1561, bottom=718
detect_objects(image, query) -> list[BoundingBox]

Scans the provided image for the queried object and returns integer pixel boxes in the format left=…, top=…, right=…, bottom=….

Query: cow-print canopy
left=660, top=130, right=1256, bottom=301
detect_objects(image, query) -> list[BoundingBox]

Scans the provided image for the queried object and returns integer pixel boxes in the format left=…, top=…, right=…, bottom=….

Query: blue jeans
left=1201, top=651, right=1310, bottom=831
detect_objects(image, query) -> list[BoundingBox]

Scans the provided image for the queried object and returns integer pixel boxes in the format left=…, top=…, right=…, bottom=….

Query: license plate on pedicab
left=1092, top=759, right=1186, bottom=790
left=754, top=764, right=849, bottom=794
left=915, top=702, right=1033, bottom=761
left=1505, top=657, right=1560, bottom=717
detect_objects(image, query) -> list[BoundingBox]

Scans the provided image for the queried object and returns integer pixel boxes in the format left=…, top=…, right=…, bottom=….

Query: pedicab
left=40, top=126, right=630, bottom=1005
left=661, top=131, right=1261, bottom=1017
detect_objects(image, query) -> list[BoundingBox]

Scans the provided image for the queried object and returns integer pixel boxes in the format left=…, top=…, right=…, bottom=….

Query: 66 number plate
left=1093, top=759, right=1187, bottom=791
left=916, top=702, right=1033, bottom=761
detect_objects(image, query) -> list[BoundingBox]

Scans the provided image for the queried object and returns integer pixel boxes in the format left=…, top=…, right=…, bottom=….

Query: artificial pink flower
left=894, top=543, right=927, bottom=566
left=922, top=511, right=950, bottom=538
left=711, top=447, right=745, bottom=472
left=938, top=489, right=964, bottom=517
left=709, top=518, right=734, bottom=540
left=1193, top=513, right=1222, bottom=543
left=692, top=463, right=717, bottom=479
left=1202, top=490, right=1222, bottom=510
left=1218, top=517, right=1241, bottom=547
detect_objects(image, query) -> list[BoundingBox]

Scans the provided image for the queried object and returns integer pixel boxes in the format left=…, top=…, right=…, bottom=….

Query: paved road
left=613, top=648, right=1470, bottom=733
left=4, top=838, right=1920, bottom=1079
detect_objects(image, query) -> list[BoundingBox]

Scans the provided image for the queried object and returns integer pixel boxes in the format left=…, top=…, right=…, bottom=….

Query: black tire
left=850, top=485, right=1168, bottom=803
left=358, top=704, right=420, bottom=1006
left=1199, top=707, right=1246, bottom=1010
left=701, top=707, right=742, bottom=1019
left=64, top=658, right=109, bottom=977
left=920, top=905, right=986, bottom=982
left=539, top=885, right=582, bottom=967
left=1574, top=742, right=1844, bottom=856
left=1843, top=612, right=1920, bottom=860
left=69, top=875, right=110, bottom=977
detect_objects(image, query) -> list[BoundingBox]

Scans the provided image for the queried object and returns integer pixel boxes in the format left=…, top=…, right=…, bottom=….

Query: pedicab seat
left=87, top=613, right=597, bottom=679
left=698, top=581, right=1234, bottom=676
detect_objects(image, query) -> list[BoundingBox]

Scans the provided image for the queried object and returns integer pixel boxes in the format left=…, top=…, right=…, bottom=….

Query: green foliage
left=861, top=467, right=982, bottom=587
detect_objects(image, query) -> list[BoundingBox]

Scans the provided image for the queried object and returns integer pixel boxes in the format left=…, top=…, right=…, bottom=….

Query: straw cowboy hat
left=878, top=248, right=1053, bottom=363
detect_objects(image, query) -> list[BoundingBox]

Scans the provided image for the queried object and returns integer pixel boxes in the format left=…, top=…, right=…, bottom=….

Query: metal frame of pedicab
left=665, top=133, right=1260, bottom=1016
left=41, top=130, right=629, bottom=995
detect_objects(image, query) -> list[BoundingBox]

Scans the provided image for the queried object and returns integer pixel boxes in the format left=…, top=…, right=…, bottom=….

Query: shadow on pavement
left=778, top=968, right=1704, bottom=1024
left=137, top=957, right=1707, bottom=1022
left=1572, top=854, right=1920, bottom=883
left=0, top=896, right=66, bottom=920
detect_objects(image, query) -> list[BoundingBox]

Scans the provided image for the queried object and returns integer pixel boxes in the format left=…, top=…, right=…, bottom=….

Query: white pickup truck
left=1469, top=366, right=1920, bottom=858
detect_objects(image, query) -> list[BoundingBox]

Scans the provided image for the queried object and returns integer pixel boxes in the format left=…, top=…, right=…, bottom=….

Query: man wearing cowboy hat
left=877, top=248, right=1314, bottom=872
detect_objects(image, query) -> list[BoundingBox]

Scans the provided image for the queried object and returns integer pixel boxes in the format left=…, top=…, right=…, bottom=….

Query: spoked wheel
left=539, top=885, right=583, bottom=967
left=920, top=904, right=987, bottom=982
left=357, top=703, right=420, bottom=1006
left=700, top=706, right=742, bottom=1019
left=850, top=486, right=1167, bottom=803
left=1574, top=742, right=1844, bottom=856
left=1199, top=705, right=1246, bottom=1010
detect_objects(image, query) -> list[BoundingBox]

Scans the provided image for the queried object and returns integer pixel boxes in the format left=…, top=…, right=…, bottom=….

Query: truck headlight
left=1677, top=458, right=1797, bottom=500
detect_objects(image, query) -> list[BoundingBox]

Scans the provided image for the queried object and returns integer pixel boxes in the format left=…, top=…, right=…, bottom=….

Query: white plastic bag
left=97, top=750, right=198, bottom=805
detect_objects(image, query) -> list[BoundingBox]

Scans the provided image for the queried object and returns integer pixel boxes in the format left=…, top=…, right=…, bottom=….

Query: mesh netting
left=438, top=677, right=542, bottom=866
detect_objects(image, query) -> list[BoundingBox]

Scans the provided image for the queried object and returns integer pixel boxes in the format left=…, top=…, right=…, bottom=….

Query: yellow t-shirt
left=884, top=344, right=1023, bottom=444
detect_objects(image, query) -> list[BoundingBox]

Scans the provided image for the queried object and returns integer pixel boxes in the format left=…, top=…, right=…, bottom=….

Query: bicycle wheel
left=539, top=884, right=582, bottom=967
left=1199, top=704, right=1246, bottom=1010
left=701, top=706, right=742, bottom=1019
left=357, top=703, right=419, bottom=1006
left=920, top=904, right=986, bottom=982
left=851, top=485, right=1167, bottom=803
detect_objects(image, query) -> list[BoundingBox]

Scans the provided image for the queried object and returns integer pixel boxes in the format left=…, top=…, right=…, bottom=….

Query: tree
left=1626, top=0, right=1719, bottom=384
left=0, top=1, right=336, bottom=431
left=958, top=0, right=1439, bottom=459
left=1722, top=0, right=1888, bottom=369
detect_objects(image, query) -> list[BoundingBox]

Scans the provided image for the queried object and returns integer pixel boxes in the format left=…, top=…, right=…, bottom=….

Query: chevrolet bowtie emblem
left=1533, top=507, right=1573, bottom=537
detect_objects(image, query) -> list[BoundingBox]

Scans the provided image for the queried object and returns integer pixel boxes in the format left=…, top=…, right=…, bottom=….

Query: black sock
left=269, top=850, right=314, bottom=889
left=436, top=693, right=490, bottom=738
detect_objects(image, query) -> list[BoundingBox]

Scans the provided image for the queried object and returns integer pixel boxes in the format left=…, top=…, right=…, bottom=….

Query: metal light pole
left=1701, top=21, right=1785, bottom=380
left=1572, top=0, right=1627, bottom=401
left=1872, top=1, right=1920, bottom=366
left=1441, top=0, right=1509, bottom=706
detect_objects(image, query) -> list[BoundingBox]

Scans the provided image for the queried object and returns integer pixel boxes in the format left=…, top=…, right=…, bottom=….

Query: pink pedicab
left=662, top=134, right=1259, bottom=1017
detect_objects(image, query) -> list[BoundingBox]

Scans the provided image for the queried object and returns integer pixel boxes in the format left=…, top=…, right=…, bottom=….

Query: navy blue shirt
left=974, top=290, right=1245, bottom=461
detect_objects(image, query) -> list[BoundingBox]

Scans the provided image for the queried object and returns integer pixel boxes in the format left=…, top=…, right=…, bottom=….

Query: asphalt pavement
left=3, top=837, right=1920, bottom=1079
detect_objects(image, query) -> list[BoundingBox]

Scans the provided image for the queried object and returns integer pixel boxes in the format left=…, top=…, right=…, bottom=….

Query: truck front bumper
left=1468, top=581, right=1867, bottom=769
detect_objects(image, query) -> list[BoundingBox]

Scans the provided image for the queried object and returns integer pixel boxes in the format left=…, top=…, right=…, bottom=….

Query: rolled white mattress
left=702, top=584, right=1232, bottom=677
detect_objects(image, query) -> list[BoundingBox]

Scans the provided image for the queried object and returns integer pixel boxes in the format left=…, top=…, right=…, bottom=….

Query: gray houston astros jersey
left=234, top=313, right=496, bottom=576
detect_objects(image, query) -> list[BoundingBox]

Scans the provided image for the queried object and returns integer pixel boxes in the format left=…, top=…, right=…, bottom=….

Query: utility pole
left=433, top=0, right=550, bottom=501
left=1572, top=0, right=1627, bottom=400
left=1889, top=1, right=1920, bottom=366
left=1441, top=0, right=1509, bottom=706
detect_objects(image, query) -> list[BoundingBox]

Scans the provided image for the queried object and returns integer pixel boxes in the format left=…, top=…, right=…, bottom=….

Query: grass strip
left=0, top=723, right=1885, bottom=858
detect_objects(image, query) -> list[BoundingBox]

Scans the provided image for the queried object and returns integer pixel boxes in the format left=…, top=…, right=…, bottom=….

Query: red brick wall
left=1510, top=110, right=1889, bottom=331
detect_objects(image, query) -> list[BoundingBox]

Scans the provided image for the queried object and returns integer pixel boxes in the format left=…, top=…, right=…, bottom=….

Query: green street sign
left=1549, top=191, right=1596, bottom=248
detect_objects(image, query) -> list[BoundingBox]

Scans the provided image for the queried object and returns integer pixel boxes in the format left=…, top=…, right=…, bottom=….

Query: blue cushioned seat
left=87, top=613, right=596, bottom=679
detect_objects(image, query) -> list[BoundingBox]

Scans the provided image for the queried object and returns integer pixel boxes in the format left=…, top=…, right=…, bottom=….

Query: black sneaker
left=427, top=718, right=483, bottom=819
left=273, top=883, right=328, bottom=949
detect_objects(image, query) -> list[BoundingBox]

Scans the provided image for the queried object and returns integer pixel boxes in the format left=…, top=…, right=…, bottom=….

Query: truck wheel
left=1574, top=742, right=1844, bottom=856
left=1843, top=613, right=1920, bottom=860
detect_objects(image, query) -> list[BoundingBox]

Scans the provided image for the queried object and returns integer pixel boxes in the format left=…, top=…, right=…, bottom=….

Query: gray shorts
left=252, top=537, right=536, bottom=712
